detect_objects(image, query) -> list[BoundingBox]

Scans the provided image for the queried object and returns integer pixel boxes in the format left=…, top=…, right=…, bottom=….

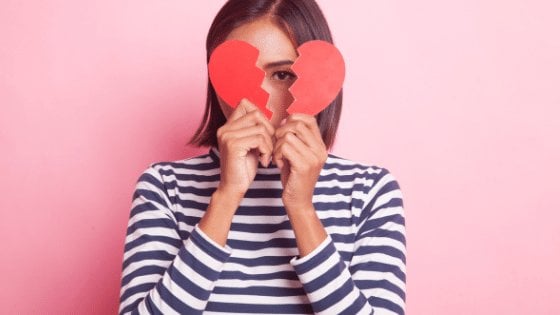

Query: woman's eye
left=272, top=71, right=297, bottom=81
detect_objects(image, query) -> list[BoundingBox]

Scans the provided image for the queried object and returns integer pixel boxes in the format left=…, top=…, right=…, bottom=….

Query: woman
left=119, top=0, right=406, bottom=314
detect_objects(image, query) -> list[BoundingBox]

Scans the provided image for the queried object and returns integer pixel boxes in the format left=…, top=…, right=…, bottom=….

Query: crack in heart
left=209, top=40, right=345, bottom=118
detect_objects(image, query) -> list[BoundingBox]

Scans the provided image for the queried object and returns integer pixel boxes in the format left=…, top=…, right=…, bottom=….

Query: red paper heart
left=288, top=40, right=345, bottom=115
left=208, top=40, right=272, bottom=118
left=208, top=39, right=345, bottom=118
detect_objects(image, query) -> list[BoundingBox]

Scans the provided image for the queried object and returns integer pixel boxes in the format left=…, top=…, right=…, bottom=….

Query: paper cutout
left=208, top=40, right=272, bottom=119
left=208, top=39, right=345, bottom=118
left=288, top=40, right=345, bottom=115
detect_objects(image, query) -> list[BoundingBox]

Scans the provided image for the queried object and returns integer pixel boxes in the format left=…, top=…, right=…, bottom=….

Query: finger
left=227, top=109, right=275, bottom=136
left=274, top=118, right=326, bottom=164
left=275, top=120, right=316, bottom=149
left=273, top=132, right=304, bottom=166
left=236, top=99, right=275, bottom=134
left=283, top=132, right=310, bottom=161
left=240, top=132, right=274, bottom=167
left=276, top=114, right=320, bottom=140
left=274, top=133, right=309, bottom=171
left=287, top=113, right=323, bottom=142
left=231, top=134, right=273, bottom=166
left=228, top=98, right=258, bottom=122
left=283, top=115, right=327, bottom=163
left=220, top=124, right=274, bottom=166
left=220, top=124, right=273, bottom=145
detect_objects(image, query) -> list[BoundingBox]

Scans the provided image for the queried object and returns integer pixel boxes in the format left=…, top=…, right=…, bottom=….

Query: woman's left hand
left=273, top=114, right=328, bottom=211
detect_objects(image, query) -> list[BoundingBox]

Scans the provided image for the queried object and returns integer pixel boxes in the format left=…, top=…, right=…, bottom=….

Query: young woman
left=119, top=1, right=406, bottom=314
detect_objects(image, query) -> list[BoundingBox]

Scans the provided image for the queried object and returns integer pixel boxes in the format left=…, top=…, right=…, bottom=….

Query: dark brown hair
left=189, top=0, right=343, bottom=150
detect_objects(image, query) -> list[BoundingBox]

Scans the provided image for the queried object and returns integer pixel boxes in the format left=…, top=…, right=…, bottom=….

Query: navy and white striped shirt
left=120, top=147, right=406, bottom=314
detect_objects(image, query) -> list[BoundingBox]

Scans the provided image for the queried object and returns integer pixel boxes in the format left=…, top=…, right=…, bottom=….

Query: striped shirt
left=119, top=147, right=406, bottom=314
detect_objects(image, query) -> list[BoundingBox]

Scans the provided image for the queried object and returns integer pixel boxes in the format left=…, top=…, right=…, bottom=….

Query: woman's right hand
left=215, top=99, right=275, bottom=200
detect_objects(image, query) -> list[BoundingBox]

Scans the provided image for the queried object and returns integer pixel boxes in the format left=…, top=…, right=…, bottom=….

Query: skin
left=199, top=18, right=328, bottom=257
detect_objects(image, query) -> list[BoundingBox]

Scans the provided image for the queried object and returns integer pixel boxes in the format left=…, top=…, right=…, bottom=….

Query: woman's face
left=219, top=18, right=298, bottom=127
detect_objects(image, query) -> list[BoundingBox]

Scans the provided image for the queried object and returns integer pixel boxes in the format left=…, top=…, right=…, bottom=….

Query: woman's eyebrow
left=263, top=60, right=294, bottom=69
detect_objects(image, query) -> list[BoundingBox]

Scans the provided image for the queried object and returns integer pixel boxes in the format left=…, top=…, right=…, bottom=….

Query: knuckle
left=249, top=110, right=261, bottom=119
left=285, top=133, right=294, bottom=143
left=220, top=131, right=231, bottom=142
left=226, top=137, right=236, bottom=146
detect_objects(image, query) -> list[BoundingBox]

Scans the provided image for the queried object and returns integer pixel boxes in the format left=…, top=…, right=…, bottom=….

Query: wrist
left=198, top=188, right=243, bottom=247
left=284, top=205, right=327, bottom=257
left=283, top=202, right=315, bottom=216
left=215, top=184, right=246, bottom=204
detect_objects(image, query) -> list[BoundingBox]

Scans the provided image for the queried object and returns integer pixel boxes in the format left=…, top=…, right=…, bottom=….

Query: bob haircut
left=189, top=0, right=343, bottom=150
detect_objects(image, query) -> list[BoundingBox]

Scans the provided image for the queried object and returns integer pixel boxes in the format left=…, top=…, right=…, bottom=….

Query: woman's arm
left=120, top=100, right=275, bottom=314
left=273, top=114, right=330, bottom=256
left=198, top=99, right=275, bottom=247
left=291, top=169, right=406, bottom=315
left=274, top=114, right=406, bottom=314
left=119, top=167, right=233, bottom=314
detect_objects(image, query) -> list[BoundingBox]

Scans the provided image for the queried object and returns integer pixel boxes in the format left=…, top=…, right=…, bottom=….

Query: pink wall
left=1, top=1, right=559, bottom=314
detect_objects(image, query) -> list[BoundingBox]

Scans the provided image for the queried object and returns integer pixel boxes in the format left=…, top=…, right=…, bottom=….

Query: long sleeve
left=120, top=151, right=406, bottom=314
left=291, top=168, right=406, bottom=314
left=119, top=166, right=232, bottom=315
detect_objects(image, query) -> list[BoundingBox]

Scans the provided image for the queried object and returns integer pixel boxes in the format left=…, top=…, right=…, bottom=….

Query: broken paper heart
left=208, top=39, right=345, bottom=118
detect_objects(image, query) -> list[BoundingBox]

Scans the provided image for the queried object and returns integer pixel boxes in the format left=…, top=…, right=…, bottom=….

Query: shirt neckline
left=208, top=146, right=280, bottom=173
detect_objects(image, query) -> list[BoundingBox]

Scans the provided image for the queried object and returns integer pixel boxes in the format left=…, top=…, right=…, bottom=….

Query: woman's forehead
left=226, top=18, right=298, bottom=65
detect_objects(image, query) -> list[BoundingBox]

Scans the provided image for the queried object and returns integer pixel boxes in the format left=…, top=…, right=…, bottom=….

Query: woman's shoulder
left=325, top=152, right=391, bottom=177
left=324, top=152, right=402, bottom=193
left=325, top=153, right=404, bottom=215
left=135, top=149, right=220, bottom=186
left=148, top=148, right=220, bottom=172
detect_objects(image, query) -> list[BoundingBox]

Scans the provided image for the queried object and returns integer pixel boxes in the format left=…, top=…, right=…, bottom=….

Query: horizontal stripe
left=119, top=148, right=406, bottom=314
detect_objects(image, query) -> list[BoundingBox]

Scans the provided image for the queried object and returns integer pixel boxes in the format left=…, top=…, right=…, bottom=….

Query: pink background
left=1, top=1, right=559, bottom=314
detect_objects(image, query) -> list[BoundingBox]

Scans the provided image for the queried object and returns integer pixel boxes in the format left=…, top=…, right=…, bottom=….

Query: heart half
left=208, top=39, right=345, bottom=118
left=208, top=40, right=272, bottom=118
left=288, top=40, right=345, bottom=115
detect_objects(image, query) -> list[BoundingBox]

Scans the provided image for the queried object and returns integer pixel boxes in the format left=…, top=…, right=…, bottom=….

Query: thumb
left=228, top=98, right=258, bottom=121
